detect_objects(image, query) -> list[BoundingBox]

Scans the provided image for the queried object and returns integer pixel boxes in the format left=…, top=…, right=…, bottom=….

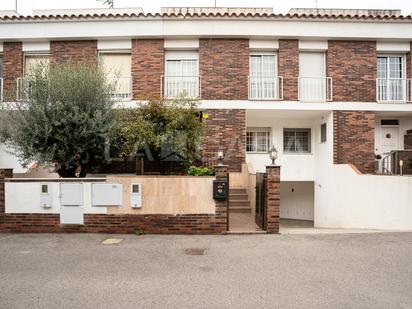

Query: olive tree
left=0, top=61, right=115, bottom=177
left=116, top=98, right=206, bottom=174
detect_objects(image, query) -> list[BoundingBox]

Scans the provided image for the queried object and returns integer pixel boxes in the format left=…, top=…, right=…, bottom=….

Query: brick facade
left=266, top=165, right=280, bottom=234
left=327, top=41, right=377, bottom=102
left=278, top=40, right=299, bottom=101
left=199, top=39, right=249, bottom=100
left=0, top=167, right=228, bottom=234
left=333, top=111, right=375, bottom=173
left=2, top=42, right=23, bottom=98
left=407, top=42, right=412, bottom=79
left=202, top=109, right=246, bottom=172
left=50, top=40, right=97, bottom=63
left=131, top=39, right=164, bottom=99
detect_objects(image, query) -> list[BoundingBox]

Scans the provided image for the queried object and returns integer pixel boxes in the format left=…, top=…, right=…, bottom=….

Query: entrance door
left=380, top=127, right=399, bottom=155
left=255, top=173, right=267, bottom=230
left=60, top=183, right=84, bottom=224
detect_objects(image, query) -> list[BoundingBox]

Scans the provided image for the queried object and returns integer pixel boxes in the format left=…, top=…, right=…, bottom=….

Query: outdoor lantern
left=269, top=145, right=278, bottom=165
left=217, top=149, right=224, bottom=165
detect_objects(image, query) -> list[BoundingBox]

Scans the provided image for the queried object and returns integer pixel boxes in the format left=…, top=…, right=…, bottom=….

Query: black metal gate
left=255, top=172, right=267, bottom=230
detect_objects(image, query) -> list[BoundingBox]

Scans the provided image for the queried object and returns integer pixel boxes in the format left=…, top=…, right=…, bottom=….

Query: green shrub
left=187, top=166, right=215, bottom=176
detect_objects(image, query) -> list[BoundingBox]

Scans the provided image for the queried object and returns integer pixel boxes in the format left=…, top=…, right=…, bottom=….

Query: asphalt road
left=0, top=232, right=411, bottom=309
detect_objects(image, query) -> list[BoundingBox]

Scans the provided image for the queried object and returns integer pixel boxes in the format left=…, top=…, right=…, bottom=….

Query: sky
left=1, top=0, right=412, bottom=15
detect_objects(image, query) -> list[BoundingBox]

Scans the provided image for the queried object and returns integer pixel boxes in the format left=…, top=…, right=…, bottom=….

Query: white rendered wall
left=315, top=164, right=412, bottom=230
left=280, top=181, right=314, bottom=220
left=0, top=144, right=26, bottom=173
left=374, top=116, right=412, bottom=154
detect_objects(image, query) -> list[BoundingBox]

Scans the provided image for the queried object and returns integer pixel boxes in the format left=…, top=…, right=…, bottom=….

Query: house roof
left=0, top=7, right=411, bottom=22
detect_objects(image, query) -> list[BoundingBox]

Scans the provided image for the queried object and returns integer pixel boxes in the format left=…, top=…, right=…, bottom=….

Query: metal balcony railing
left=376, top=78, right=412, bottom=103
left=298, top=77, right=333, bottom=102
left=248, top=76, right=283, bottom=100
left=161, top=76, right=201, bottom=99
left=16, top=77, right=31, bottom=101
left=108, top=76, right=133, bottom=100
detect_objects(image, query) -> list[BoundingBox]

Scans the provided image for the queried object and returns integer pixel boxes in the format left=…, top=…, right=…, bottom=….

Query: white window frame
left=249, top=52, right=278, bottom=77
left=283, top=128, right=312, bottom=154
left=376, top=54, right=407, bottom=102
left=23, top=52, right=50, bottom=77
left=246, top=127, right=271, bottom=153
left=320, top=123, right=327, bottom=143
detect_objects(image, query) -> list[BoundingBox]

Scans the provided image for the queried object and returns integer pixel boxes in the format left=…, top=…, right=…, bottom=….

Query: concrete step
left=229, top=200, right=250, bottom=207
left=229, top=206, right=252, bottom=213
left=229, top=188, right=247, bottom=195
left=229, top=193, right=249, bottom=200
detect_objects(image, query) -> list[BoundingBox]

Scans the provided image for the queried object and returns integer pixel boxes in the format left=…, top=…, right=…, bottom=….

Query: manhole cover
left=101, top=238, right=124, bottom=245
left=185, top=248, right=205, bottom=255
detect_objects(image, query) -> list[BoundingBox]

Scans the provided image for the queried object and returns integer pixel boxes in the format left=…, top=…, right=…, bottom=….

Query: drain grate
left=101, top=238, right=124, bottom=245
left=185, top=248, right=205, bottom=255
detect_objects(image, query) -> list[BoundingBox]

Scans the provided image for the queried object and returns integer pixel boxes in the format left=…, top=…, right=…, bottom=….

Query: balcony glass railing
left=162, top=76, right=201, bottom=99
left=299, top=77, right=332, bottom=102
left=376, top=78, right=411, bottom=103
left=248, top=76, right=283, bottom=100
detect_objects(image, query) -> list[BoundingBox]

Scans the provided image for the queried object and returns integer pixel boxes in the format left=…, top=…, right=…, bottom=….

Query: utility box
left=92, top=183, right=123, bottom=206
left=40, top=183, right=52, bottom=208
left=213, top=180, right=228, bottom=200
left=130, top=183, right=142, bottom=208
left=60, top=183, right=84, bottom=225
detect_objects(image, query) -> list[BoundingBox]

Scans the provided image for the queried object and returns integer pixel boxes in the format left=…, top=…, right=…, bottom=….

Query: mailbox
left=213, top=180, right=228, bottom=200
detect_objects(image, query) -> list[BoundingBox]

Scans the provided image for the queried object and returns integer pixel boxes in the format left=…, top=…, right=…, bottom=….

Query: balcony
left=299, top=77, right=333, bottom=102
left=108, top=77, right=133, bottom=100
left=162, top=76, right=201, bottom=99
left=248, top=76, right=283, bottom=100
left=376, top=78, right=412, bottom=103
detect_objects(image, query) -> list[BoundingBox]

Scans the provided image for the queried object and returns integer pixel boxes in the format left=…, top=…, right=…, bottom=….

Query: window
left=283, top=129, right=311, bottom=153
left=24, top=54, right=50, bottom=76
left=377, top=56, right=405, bottom=101
left=299, top=52, right=330, bottom=102
left=320, top=123, right=327, bottom=143
left=246, top=128, right=270, bottom=153
left=249, top=53, right=279, bottom=99
left=164, top=51, right=199, bottom=98
left=100, top=53, right=132, bottom=99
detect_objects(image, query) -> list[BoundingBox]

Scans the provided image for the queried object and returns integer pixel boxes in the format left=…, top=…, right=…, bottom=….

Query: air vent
left=381, top=119, right=399, bottom=126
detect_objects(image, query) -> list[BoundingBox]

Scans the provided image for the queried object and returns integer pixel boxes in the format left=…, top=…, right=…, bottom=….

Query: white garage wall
left=280, top=181, right=314, bottom=220
left=315, top=165, right=412, bottom=230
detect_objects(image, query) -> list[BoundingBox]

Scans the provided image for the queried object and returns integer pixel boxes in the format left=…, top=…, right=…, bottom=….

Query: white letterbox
left=130, top=183, right=142, bottom=208
left=40, top=183, right=52, bottom=208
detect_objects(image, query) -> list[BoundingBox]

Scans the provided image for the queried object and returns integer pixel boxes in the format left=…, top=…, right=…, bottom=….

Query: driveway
left=0, top=232, right=411, bottom=309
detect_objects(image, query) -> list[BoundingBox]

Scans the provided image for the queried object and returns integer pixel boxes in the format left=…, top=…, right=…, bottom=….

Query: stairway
left=229, top=188, right=251, bottom=213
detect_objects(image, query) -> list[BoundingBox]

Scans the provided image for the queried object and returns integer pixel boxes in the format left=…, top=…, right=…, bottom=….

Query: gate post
left=0, top=169, right=13, bottom=222
left=214, top=165, right=229, bottom=232
left=266, top=165, right=280, bottom=233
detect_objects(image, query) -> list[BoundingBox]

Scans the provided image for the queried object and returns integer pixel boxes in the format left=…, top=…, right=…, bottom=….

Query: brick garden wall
left=50, top=40, right=97, bottom=63
left=333, top=111, right=376, bottom=174
left=266, top=166, right=280, bottom=234
left=131, top=39, right=164, bottom=99
left=2, top=42, right=23, bottom=98
left=327, top=41, right=377, bottom=102
left=199, top=39, right=249, bottom=100
left=202, top=109, right=246, bottom=172
left=278, top=39, right=299, bottom=101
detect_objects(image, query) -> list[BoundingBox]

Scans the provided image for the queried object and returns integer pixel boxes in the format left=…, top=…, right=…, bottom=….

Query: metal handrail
left=298, top=77, right=333, bottom=102
left=161, top=75, right=201, bottom=99
left=376, top=78, right=411, bottom=103
left=248, top=76, right=283, bottom=100
left=381, top=151, right=396, bottom=175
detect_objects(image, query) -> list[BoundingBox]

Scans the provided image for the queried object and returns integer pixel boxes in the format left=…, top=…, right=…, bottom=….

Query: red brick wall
left=199, top=39, right=249, bottom=100
left=266, top=166, right=280, bottom=234
left=327, top=41, right=377, bottom=102
left=333, top=111, right=375, bottom=173
left=278, top=40, right=299, bottom=101
left=202, top=109, right=246, bottom=172
left=407, top=42, right=412, bottom=79
left=131, top=39, right=164, bottom=99
left=2, top=42, right=23, bottom=98
left=50, top=40, right=97, bottom=63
